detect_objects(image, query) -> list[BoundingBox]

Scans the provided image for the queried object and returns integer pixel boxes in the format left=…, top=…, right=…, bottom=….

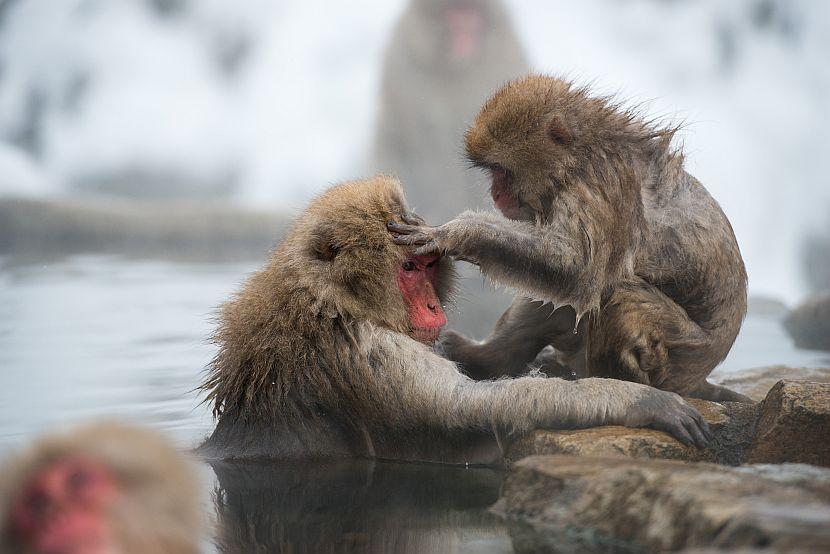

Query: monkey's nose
left=428, top=303, right=438, bottom=312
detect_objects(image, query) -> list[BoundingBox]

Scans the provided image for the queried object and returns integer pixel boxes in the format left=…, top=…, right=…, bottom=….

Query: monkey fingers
left=401, top=212, right=426, bottom=226
left=388, top=221, right=437, bottom=247
left=625, top=389, right=713, bottom=449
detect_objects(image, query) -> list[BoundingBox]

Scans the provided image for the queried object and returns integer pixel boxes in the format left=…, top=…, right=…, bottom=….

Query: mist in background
left=1, top=0, right=828, bottom=300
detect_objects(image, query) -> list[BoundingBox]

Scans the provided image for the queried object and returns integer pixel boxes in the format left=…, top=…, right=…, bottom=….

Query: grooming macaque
left=0, top=423, right=202, bottom=554
left=390, top=75, right=749, bottom=403
left=199, top=175, right=711, bottom=464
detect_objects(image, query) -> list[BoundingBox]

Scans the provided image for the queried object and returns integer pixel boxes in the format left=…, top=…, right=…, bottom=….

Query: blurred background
left=1, top=0, right=829, bottom=453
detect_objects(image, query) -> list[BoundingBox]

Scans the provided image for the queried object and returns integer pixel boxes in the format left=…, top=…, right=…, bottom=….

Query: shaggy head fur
left=465, top=74, right=679, bottom=224
left=201, top=175, right=455, bottom=422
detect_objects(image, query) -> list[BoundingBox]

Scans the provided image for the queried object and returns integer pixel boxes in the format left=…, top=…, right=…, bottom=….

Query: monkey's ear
left=311, top=231, right=340, bottom=261
left=546, top=116, right=573, bottom=145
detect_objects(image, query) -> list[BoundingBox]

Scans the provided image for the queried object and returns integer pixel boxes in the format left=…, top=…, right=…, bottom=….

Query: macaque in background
left=390, top=75, right=750, bottom=403
left=0, top=423, right=203, bottom=554
left=199, top=175, right=711, bottom=464
left=372, top=0, right=530, bottom=338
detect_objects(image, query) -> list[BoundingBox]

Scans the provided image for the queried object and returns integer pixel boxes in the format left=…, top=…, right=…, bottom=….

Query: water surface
left=1, top=255, right=827, bottom=553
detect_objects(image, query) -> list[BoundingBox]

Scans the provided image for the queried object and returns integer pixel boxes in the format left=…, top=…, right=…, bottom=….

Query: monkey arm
left=390, top=211, right=592, bottom=309
left=442, top=298, right=583, bottom=379
left=364, top=326, right=711, bottom=447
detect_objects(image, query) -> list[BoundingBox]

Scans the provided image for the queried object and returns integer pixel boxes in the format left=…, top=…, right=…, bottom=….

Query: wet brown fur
left=438, top=75, right=748, bottom=400
left=199, top=174, right=714, bottom=461
left=199, top=176, right=471, bottom=461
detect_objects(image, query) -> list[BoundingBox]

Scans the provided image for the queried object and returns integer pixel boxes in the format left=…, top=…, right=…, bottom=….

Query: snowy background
left=1, top=0, right=828, bottom=302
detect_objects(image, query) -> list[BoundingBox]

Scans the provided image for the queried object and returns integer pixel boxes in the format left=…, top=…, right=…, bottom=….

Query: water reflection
left=208, top=458, right=512, bottom=554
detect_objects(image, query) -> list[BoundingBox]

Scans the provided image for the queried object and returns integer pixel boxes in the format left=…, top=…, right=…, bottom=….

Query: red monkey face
left=444, top=1, right=485, bottom=62
left=395, top=254, right=447, bottom=344
left=11, top=457, right=119, bottom=554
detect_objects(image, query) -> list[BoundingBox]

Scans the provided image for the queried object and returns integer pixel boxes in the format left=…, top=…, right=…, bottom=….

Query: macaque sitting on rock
left=389, top=75, right=750, bottom=403
left=0, top=422, right=203, bottom=554
left=198, top=175, right=711, bottom=464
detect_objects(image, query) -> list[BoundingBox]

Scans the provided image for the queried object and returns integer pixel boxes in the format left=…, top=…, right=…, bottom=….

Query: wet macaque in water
left=199, top=175, right=711, bottom=464
left=0, top=423, right=203, bottom=554
left=390, top=75, right=750, bottom=403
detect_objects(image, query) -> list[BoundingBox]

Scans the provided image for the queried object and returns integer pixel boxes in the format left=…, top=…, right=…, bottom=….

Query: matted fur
left=199, top=175, right=712, bottom=462
left=424, top=75, right=747, bottom=398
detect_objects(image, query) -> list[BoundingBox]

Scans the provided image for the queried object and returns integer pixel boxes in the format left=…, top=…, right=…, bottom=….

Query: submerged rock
left=784, top=292, right=830, bottom=351
left=495, top=456, right=830, bottom=553
left=749, top=380, right=830, bottom=466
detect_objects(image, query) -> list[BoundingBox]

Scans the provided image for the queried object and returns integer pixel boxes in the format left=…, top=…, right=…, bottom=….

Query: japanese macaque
left=198, top=175, right=711, bottom=464
left=372, top=0, right=530, bottom=339
left=0, top=423, right=203, bottom=554
left=372, top=0, right=528, bottom=223
left=389, top=75, right=750, bottom=403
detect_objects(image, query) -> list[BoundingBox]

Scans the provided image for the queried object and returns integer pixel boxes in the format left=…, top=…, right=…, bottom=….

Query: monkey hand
left=388, top=213, right=482, bottom=262
left=388, top=216, right=448, bottom=256
left=622, top=387, right=713, bottom=448
left=439, top=329, right=478, bottom=360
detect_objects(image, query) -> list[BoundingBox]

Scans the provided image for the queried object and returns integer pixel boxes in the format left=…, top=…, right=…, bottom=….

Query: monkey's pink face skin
left=489, top=166, right=524, bottom=220
left=445, top=3, right=485, bottom=62
left=396, top=254, right=446, bottom=344
left=12, top=457, right=120, bottom=554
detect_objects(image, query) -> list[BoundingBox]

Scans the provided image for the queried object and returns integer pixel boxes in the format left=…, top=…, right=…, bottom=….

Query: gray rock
left=748, top=380, right=830, bottom=466
left=711, top=365, right=830, bottom=402
left=494, top=456, right=830, bottom=553
left=504, top=399, right=757, bottom=466
left=746, top=294, right=790, bottom=319
left=0, top=197, right=288, bottom=262
left=506, top=379, right=830, bottom=468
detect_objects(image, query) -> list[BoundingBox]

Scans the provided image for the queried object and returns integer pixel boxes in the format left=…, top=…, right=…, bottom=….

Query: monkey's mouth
left=491, top=189, right=523, bottom=220
left=412, top=327, right=441, bottom=345
left=489, top=166, right=523, bottom=219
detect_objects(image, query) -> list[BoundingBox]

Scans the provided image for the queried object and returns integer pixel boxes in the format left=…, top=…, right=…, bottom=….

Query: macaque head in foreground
left=292, top=175, right=454, bottom=344
left=0, top=423, right=203, bottom=554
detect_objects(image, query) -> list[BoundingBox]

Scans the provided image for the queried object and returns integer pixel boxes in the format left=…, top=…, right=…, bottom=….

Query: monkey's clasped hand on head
left=199, top=175, right=710, bottom=463
left=392, top=75, right=750, bottom=404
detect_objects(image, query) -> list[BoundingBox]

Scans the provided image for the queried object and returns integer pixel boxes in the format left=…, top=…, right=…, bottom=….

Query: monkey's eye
left=425, top=259, right=437, bottom=268
left=402, top=261, right=417, bottom=271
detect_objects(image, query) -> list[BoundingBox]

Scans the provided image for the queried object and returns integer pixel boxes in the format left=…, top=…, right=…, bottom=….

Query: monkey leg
left=587, top=280, right=725, bottom=396
left=687, top=381, right=753, bottom=403
left=528, top=346, right=579, bottom=380
left=442, top=296, right=584, bottom=379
